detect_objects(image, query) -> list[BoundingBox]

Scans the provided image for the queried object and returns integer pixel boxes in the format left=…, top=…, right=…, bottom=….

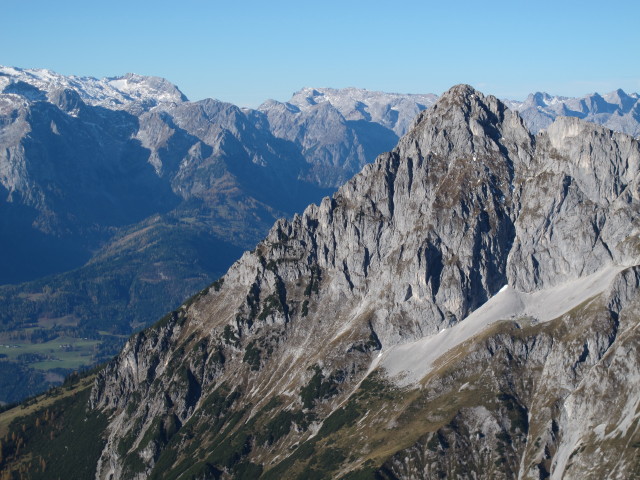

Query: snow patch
left=379, top=264, right=634, bottom=387
left=593, top=423, right=607, bottom=439
left=0, top=65, right=185, bottom=110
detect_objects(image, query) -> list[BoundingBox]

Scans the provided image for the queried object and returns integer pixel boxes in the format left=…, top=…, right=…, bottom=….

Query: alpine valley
left=1, top=79, right=639, bottom=479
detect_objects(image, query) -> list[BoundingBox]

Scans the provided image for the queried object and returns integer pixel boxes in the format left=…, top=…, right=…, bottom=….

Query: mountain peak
left=529, top=91, right=553, bottom=107
left=0, top=65, right=187, bottom=111
left=281, top=86, right=437, bottom=132
left=405, top=83, right=532, bottom=166
left=441, top=83, right=479, bottom=98
left=83, top=86, right=638, bottom=480
left=47, top=87, right=84, bottom=113
left=512, top=88, right=640, bottom=135
left=428, top=83, right=504, bottom=118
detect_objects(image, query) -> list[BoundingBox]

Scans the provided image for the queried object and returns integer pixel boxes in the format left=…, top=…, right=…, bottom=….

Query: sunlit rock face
left=88, top=85, right=640, bottom=479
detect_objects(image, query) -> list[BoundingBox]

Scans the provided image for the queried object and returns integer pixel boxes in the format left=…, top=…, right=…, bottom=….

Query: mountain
left=258, top=87, right=436, bottom=186
left=0, top=68, right=437, bottom=287
left=0, top=66, right=326, bottom=285
left=0, top=67, right=436, bottom=403
left=0, top=67, right=322, bottom=402
left=1, top=63, right=639, bottom=414
left=2, top=84, right=638, bottom=479
left=0, top=66, right=188, bottom=112
left=0, top=78, right=180, bottom=285
left=505, top=88, right=640, bottom=136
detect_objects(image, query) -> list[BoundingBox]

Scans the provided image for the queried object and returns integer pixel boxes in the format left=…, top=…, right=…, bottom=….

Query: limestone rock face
left=508, top=116, right=640, bottom=292
left=88, top=85, right=640, bottom=479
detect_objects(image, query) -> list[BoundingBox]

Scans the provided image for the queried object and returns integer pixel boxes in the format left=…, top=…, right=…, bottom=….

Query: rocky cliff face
left=85, top=85, right=640, bottom=479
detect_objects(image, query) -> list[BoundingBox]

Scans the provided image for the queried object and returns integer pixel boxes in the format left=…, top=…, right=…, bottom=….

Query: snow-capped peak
left=0, top=65, right=188, bottom=111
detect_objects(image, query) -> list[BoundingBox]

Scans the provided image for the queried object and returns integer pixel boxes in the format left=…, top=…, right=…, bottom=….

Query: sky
left=2, top=0, right=639, bottom=108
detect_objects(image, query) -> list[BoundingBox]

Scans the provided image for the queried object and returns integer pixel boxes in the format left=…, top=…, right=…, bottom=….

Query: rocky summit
left=2, top=84, right=639, bottom=479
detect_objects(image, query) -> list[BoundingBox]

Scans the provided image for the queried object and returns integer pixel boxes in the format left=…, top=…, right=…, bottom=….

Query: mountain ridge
left=0, top=65, right=188, bottom=111
left=1, top=63, right=639, bottom=413
left=5, top=64, right=638, bottom=136
left=68, top=85, right=640, bottom=479
left=505, top=88, right=640, bottom=136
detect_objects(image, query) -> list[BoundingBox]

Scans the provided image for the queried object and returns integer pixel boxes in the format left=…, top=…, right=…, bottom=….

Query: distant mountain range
left=505, top=89, right=640, bottom=136
left=0, top=65, right=638, bottom=403
left=258, top=87, right=437, bottom=186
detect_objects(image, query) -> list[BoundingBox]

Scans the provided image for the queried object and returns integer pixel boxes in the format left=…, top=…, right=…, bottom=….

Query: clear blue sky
left=2, top=0, right=639, bottom=107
